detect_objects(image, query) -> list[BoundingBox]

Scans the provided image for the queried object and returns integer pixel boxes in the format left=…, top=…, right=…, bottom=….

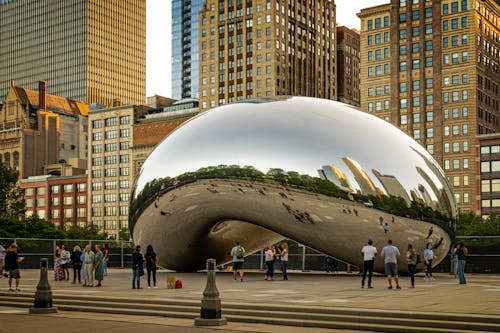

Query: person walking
left=4, top=243, right=24, bottom=292
left=60, top=244, right=70, bottom=281
left=280, top=242, right=289, bottom=280
left=361, top=239, right=377, bottom=288
left=423, top=242, right=436, bottom=281
left=454, top=242, right=468, bottom=284
left=83, top=245, right=95, bottom=287
left=145, top=245, right=158, bottom=288
left=406, top=244, right=417, bottom=288
left=381, top=240, right=401, bottom=290
left=102, top=244, right=110, bottom=276
left=264, top=245, right=275, bottom=281
left=93, top=245, right=104, bottom=287
left=71, top=246, right=83, bottom=284
left=230, top=241, right=245, bottom=282
left=132, top=245, right=144, bottom=289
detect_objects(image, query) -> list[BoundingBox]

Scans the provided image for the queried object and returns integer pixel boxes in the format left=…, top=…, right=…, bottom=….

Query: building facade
left=358, top=0, right=499, bottom=213
left=172, top=0, right=206, bottom=100
left=21, top=174, right=88, bottom=228
left=0, top=0, right=146, bottom=106
left=198, top=0, right=337, bottom=110
left=87, top=104, right=151, bottom=238
left=0, top=81, right=89, bottom=179
left=337, top=26, right=360, bottom=107
left=477, top=134, right=500, bottom=218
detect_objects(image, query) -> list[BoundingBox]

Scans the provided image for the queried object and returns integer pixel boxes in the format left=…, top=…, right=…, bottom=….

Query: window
left=400, top=115, right=408, bottom=125
left=77, top=184, right=85, bottom=192
left=400, top=98, right=408, bottom=108
left=63, top=197, right=73, bottom=205
left=367, top=20, right=373, bottom=30
left=461, top=16, right=467, bottom=28
left=400, top=61, right=407, bottom=72
left=400, top=29, right=407, bottom=39
left=51, top=185, right=60, bottom=194
left=105, top=117, right=117, bottom=127
left=451, top=18, right=458, bottom=29
left=120, top=129, right=130, bottom=138
left=413, top=80, right=420, bottom=91
left=463, top=141, right=469, bottom=152
left=451, top=2, right=458, bottom=13
left=453, top=142, right=460, bottom=152
left=462, top=51, right=468, bottom=62
left=384, top=16, right=389, bottom=27
left=462, top=107, right=468, bottom=117
left=425, top=24, right=432, bottom=35
left=443, top=20, right=449, bottom=31
left=462, top=34, right=468, bottom=44
left=64, top=209, right=73, bottom=218
left=400, top=82, right=407, bottom=92
left=413, top=97, right=420, bottom=107
left=413, top=59, right=420, bottom=69
left=464, top=176, right=469, bottom=186
left=412, top=10, right=419, bottom=21
left=426, top=112, right=434, bottom=121
left=453, top=159, right=460, bottom=169
left=399, top=45, right=407, bottom=55
left=426, top=78, right=433, bottom=88
left=463, top=159, right=469, bottom=169
left=51, top=197, right=59, bottom=206
left=443, top=4, right=449, bottom=14
left=443, top=37, right=449, bottom=48
left=427, top=145, right=434, bottom=154
left=412, top=26, right=420, bottom=37
left=120, top=116, right=130, bottom=125
left=64, top=184, right=73, bottom=193
left=413, top=43, right=420, bottom=53
left=375, top=18, right=381, bottom=28
left=427, top=128, right=434, bottom=138
left=425, top=40, right=433, bottom=51
left=413, top=130, right=421, bottom=139
left=426, top=95, right=433, bottom=105
left=425, top=57, right=433, bottom=67
left=444, top=143, right=450, bottom=153
left=425, top=7, right=432, bottom=18
left=400, top=13, right=406, bottom=23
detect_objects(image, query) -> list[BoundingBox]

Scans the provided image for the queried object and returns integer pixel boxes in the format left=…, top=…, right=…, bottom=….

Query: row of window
left=366, top=16, right=390, bottom=30
left=92, top=116, right=130, bottom=129
left=451, top=175, right=470, bottom=187
left=26, top=195, right=86, bottom=208
left=481, top=179, right=500, bottom=193
left=91, top=207, right=129, bottom=217
left=91, top=168, right=130, bottom=178
left=25, top=184, right=85, bottom=196
left=480, top=146, right=500, bottom=155
left=443, top=158, right=469, bottom=170
left=92, top=193, right=130, bottom=203
left=91, top=155, right=130, bottom=166
left=91, top=180, right=130, bottom=191
left=92, top=129, right=130, bottom=141
left=26, top=208, right=87, bottom=220
left=92, top=142, right=130, bottom=153
left=367, top=32, right=389, bottom=45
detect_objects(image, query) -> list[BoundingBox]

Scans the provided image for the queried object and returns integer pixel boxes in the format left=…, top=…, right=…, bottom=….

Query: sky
left=146, top=0, right=388, bottom=98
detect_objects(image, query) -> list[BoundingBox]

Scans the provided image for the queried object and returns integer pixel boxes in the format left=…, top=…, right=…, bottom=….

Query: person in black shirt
left=454, top=242, right=468, bottom=285
left=4, top=243, right=24, bottom=292
left=144, top=245, right=158, bottom=288
left=71, top=246, right=83, bottom=284
left=132, top=245, right=144, bottom=289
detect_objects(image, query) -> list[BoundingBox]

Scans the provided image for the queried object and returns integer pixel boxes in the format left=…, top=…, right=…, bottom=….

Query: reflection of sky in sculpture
left=134, top=97, right=454, bottom=217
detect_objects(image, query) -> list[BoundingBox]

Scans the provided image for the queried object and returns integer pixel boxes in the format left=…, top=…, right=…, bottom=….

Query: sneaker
left=153, top=286, right=158, bottom=288
left=396, top=285, right=401, bottom=289
left=15, top=288, right=21, bottom=292
left=368, top=286, right=374, bottom=289
left=423, top=277, right=429, bottom=281
left=361, top=285, right=364, bottom=288
left=430, top=277, right=436, bottom=281
left=388, top=286, right=393, bottom=289
left=9, top=288, right=14, bottom=292
left=240, top=278, right=243, bottom=282
left=148, top=286, right=151, bottom=289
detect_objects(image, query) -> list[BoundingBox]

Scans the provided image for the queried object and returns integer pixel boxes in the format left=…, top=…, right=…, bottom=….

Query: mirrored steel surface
left=130, top=97, right=456, bottom=272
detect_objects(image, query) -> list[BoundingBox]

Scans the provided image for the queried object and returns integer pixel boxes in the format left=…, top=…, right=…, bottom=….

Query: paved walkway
left=0, top=269, right=499, bottom=332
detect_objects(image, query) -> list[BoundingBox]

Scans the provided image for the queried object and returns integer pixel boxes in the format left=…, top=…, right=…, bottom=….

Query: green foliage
left=0, top=161, right=25, bottom=218
left=65, top=224, right=108, bottom=240
left=456, top=212, right=500, bottom=236
left=118, top=228, right=131, bottom=241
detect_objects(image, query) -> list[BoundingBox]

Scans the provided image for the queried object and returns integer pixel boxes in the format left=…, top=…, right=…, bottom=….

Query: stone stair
left=0, top=292, right=499, bottom=333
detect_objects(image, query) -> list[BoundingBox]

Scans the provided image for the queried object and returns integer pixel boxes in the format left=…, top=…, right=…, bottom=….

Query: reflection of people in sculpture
left=433, top=237, right=444, bottom=250
left=426, top=226, right=434, bottom=239
left=383, top=223, right=389, bottom=234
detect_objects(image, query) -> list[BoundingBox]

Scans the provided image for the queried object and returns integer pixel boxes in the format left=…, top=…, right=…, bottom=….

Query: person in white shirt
left=280, top=242, right=289, bottom=281
left=60, top=244, right=71, bottom=281
left=423, top=242, right=436, bottom=281
left=361, top=240, right=377, bottom=288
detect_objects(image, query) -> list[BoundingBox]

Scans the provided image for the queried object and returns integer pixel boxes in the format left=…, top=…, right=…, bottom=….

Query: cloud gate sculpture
left=130, top=97, right=456, bottom=273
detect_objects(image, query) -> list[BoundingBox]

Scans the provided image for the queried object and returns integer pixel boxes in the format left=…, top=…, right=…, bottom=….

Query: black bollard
left=30, top=258, right=57, bottom=314
left=194, top=258, right=227, bottom=326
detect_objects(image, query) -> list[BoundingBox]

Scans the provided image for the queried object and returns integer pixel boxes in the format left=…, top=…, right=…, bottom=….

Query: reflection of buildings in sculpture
left=418, top=184, right=435, bottom=209
left=318, top=165, right=354, bottom=192
left=416, top=161, right=454, bottom=217
left=372, top=169, right=411, bottom=206
left=341, top=157, right=380, bottom=196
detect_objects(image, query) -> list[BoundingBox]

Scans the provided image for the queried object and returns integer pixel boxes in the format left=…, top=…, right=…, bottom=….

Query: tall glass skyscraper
left=171, top=0, right=205, bottom=100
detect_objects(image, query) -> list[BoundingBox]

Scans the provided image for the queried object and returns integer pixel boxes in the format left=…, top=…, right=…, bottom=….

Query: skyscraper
left=198, top=0, right=337, bottom=110
left=358, top=0, right=499, bottom=213
left=0, top=0, right=146, bottom=106
left=171, top=0, right=206, bottom=100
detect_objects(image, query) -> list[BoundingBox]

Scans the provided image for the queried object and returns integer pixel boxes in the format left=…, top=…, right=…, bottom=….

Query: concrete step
left=1, top=293, right=499, bottom=333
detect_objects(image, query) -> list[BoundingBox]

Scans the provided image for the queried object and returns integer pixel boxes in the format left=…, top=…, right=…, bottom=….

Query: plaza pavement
left=0, top=269, right=499, bottom=332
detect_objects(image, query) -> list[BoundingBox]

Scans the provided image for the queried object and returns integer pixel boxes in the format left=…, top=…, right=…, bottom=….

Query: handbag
left=139, top=268, right=145, bottom=276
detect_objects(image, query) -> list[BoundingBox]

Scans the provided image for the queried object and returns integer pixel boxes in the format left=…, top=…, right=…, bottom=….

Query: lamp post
left=30, top=258, right=57, bottom=314
left=194, top=258, right=227, bottom=326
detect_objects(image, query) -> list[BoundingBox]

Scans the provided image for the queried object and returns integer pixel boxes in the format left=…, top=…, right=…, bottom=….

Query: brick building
left=477, top=133, right=500, bottom=217
left=21, top=174, right=88, bottom=228
left=337, top=26, right=360, bottom=107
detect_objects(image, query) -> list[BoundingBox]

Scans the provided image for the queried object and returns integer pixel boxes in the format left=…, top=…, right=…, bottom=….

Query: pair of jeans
left=147, top=265, right=157, bottom=287
left=407, top=264, right=416, bottom=286
left=132, top=268, right=141, bottom=288
left=362, top=260, right=374, bottom=286
left=265, top=260, right=274, bottom=278
left=73, top=265, right=81, bottom=283
left=425, top=259, right=433, bottom=277
left=103, top=258, right=108, bottom=276
left=457, top=260, right=467, bottom=284
left=281, top=260, right=288, bottom=280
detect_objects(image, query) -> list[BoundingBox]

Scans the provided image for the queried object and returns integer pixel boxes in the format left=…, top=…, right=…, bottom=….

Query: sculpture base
left=194, top=317, right=227, bottom=326
left=29, top=307, right=58, bottom=314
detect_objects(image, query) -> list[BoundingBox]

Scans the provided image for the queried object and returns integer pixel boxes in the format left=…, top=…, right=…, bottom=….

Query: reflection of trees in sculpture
left=130, top=165, right=454, bottom=233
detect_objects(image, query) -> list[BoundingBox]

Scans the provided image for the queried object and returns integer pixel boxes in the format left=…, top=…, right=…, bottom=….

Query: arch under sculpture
left=130, top=97, right=456, bottom=273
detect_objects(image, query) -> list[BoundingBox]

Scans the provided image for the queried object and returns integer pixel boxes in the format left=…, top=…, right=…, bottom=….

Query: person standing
left=450, top=244, right=458, bottom=277
left=102, top=244, right=110, bottom=276
left=54, top=245, right=64, bottom=281
left=93, top=245, right=104, bottom=287
left=71, top=246, right=83, bottom=284
left=230, top=241, right=245, bottom=282
left=280, top=242, right=289, bottom=281
left=145, top=245, right=158, bottom=288
left=406, top=244, right=417, bottom=288
left=361, top=239, right=377, bottom=288
left=80, top=248, right=87, bottom=284
left=264, top=245, right=275, bottom=281
left=423, top=242, right=436, bottom=281
left=0, top=242, right=7, bottom=278
left=132, top=245, right=144, bottom=289
left=381, top=240, right=401, bottom=289
left=454, top=242, right=468, bottom=284
left=4, top=243, right=24, bottom=292
left=60, top=244, right=71, bottom=281
left=84, top=245, right=95, bottom=287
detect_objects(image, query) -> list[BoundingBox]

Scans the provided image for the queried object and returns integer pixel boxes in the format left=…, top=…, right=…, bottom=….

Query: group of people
left=230, top=241, right=289, bottom=282
left=53, top=244, right=110, bottom=287
left=0, top=243, right=24, bottom=291
left=361, top=239, right=469, bottom=289
left=131, top=244, right=158, bottom=289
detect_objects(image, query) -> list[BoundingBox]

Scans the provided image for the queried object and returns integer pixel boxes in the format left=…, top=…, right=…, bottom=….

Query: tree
left=0, top=161, right=25, bottom=218
left=65, top=225, right=108, bottom=240
left=118, top=228, right=131, bottom=241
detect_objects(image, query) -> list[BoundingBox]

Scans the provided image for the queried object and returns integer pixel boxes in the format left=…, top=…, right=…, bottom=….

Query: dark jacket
left=71, top=251, right=82, bottom=266
left=132, top=251, right=144, bottom=270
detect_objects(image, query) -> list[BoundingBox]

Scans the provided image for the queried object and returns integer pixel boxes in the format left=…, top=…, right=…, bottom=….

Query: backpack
left=236, top=246, right=244, bottom=259
left=175, top=279, right=183, bottom=289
